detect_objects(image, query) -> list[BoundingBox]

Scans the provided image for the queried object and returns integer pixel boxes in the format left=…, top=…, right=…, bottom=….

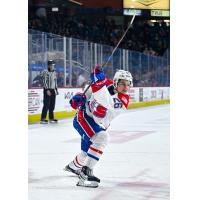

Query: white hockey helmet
left=113, top=70, right=133, bottom=87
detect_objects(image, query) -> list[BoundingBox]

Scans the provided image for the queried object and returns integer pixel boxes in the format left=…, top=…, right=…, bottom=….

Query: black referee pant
left=41, top=89, right=56, bottom=120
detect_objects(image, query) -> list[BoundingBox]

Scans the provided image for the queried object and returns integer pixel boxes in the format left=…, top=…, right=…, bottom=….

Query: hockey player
left=64, top=66, right=133, bottom=188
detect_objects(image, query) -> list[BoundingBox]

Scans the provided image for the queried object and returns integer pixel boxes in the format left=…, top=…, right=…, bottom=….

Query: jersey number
left=113, top=98, right=123, bottom=108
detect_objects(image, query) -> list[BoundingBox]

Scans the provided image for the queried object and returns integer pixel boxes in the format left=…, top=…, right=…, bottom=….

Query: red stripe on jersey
left=78, top=110, right=95, bottom=138
left=117, top=93, right=130, bottom=108
left=89, top=146, right=103, bottom=154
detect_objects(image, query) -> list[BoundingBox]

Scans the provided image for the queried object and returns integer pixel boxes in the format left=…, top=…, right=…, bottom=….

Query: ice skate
left=63, top=164, right=81, bottom=176
left=40, top=119, right=48, bottom=124
left=49, top=119, right=58, bottom=123
left=76, top=166, right=100, bottom=188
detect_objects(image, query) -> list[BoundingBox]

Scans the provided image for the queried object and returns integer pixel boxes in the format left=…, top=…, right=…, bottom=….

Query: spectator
left=32, top=72, right=43, bottom=87
left=29, top=10, right=169, bottom=56
left=77, top=72, right=87, bottom=87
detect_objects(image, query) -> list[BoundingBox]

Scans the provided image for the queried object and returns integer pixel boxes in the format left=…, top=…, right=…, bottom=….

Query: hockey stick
left=82, top=14, right=136, bottom=95
left=101, top=14, right=135, bottom=69
left=66, top=60, right=90, bottom=73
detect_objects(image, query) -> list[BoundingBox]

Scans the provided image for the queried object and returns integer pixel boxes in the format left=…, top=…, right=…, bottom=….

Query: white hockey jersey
left=84, top=79, right=129, bottom=130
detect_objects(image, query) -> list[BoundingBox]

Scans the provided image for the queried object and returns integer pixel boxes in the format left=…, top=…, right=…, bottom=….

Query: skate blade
left=76, top=179, right=98, bottom=188
left=40, top=122, right=48, bottom=124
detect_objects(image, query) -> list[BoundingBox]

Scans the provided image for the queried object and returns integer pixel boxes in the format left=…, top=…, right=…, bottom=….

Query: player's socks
left=64, top=152, right=86, bottom=175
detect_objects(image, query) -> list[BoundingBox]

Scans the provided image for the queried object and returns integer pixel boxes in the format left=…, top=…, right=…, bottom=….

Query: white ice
left=29, top=104, right=170, bottom=200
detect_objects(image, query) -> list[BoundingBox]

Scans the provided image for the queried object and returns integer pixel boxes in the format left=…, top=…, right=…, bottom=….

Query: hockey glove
left=69, top=93, right=86, bottom=110
left=90, top=66, right=105, bottom=83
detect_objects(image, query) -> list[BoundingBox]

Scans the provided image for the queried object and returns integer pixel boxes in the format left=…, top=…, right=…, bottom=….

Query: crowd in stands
left=28, top=8, right=170, bottom=88
left=30, top=65, right=169, bottom=88
left=132, top=66, right=169, bottom=87
left=28, top=11, right=169, bottom=56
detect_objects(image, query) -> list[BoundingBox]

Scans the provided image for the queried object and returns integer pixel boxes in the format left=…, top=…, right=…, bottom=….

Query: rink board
left=28, top=87, right=170, bottom=123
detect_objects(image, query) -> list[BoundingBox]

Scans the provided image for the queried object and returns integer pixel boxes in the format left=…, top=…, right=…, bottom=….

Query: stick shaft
left=102, top=15, right=135, bottom=68
left=83, top=14, right=136, bottom=95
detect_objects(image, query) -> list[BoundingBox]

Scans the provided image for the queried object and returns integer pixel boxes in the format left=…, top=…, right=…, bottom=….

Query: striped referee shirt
left=41, top=70, right=58, bottom=90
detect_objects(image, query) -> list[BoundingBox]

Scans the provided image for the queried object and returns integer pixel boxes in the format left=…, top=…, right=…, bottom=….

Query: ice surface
left=29, top=104, right=170, bottom=200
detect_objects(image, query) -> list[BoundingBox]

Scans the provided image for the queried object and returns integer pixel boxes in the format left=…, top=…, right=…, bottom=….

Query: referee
left=40, top=60, right=59, bottom=124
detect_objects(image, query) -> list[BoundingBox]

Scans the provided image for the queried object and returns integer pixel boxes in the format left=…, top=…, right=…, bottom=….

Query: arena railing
left=28, top=29, right=169, bottom=88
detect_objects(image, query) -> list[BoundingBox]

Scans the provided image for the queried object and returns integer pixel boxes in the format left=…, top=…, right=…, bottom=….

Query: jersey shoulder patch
left=117, top=93, right=130, bottom=108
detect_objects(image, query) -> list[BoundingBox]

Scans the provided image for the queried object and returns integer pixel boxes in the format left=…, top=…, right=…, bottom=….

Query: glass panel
left=28, top=29, right=170, bottom=88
